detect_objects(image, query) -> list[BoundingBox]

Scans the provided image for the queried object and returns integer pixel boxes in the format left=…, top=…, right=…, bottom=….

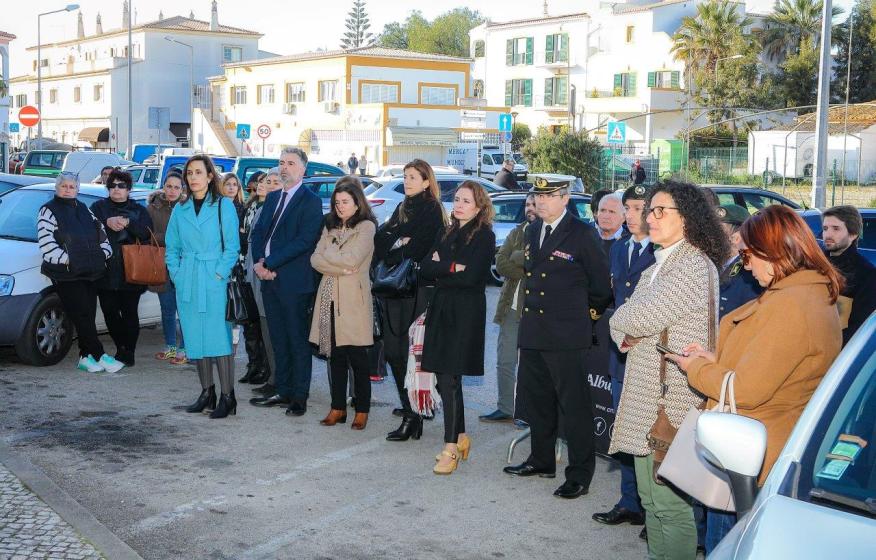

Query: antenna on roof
left=544, top=1, right=549, bottom=16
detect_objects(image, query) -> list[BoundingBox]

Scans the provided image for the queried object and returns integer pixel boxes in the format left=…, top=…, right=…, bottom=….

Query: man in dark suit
left=249, top=147, right=323, bottom=416
left=593, top=185, right=654, bottom=527
left=494, top=158, right=520, bottom=190
left=716, top=204, right=763, bottom=319
left=503, top=178, right=612, bottom=499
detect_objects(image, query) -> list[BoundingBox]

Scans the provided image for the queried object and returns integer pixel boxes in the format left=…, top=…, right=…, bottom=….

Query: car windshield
left=860, top=215, right=875, bottom=250
left=512, top=153, right=525, bottom=164
left=493, top=199, right=524, bottom=223
left=490, top=154, right=504, bottom=165
left=0, top=191, right=98, bottom=242
left=796, top=332, right=876, bottom=518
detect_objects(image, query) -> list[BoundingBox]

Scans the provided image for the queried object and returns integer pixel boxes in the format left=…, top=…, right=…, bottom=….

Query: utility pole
left=127, top=1, right=133, bottom=156
left=840, top=15, right=853, bottom=201
left=811, top=0, right=833, bottom=209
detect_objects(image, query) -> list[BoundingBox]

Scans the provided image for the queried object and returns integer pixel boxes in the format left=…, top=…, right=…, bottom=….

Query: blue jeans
left=157, top=287, right=183, bottom=349
left=611, top=376, right=642, bottom=513
left=706, top=508, right=737, bottom=554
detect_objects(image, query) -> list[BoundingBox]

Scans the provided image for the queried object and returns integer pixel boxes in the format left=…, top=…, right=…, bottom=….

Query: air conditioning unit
left=323, top=101, right=339, bottom=113
left=283, top=102, right=297, bottom=115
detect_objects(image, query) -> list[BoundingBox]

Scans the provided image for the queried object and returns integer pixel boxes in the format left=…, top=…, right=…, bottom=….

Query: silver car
left=365, top=174, right=506, bottom=224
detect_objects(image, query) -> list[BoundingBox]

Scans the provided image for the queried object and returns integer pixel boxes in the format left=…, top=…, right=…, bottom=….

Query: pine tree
left=341, top=0, right=375, bottom=49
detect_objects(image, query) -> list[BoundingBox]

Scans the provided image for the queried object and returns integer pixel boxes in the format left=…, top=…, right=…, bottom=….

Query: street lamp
left=714, top=54, right=743, bottom=86
left=164, top=36, right=194, bottom=148
left=37, top=4, right=79, bottom=141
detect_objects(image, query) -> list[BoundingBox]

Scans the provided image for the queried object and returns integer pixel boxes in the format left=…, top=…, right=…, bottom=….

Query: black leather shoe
left=249, top=365, right=270, bottom=385
left=479, top=410, right=513, bottom=423
left=553, top=480, right=589, bottom=499
left=502, top=462, right=555, bottom=478
left=238, top=363, right=258, bottom=384
left=285, top=401, right=307, bottom=416
left=592, top=506, right=645, bottom=526
left=251, top=382, right=275, bottom=395
left=639, top=527, right=647, bottom=541
left=249, top=394, right=290, bottom=407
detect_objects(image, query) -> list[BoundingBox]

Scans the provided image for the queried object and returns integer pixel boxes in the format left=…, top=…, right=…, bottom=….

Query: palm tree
left=761, top=0, right=843, bottom=61
left=671, top=0, right=753, bottom=74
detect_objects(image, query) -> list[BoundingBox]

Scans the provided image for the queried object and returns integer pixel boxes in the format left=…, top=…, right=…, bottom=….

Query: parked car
left=364, top=174, right=507, bottom=224
left=301, top=176, right=374, bottom=214
left=126, top=144, right=160, bottom=164
left=159, top=155, right=236, bottom=186
left=61, top=151, right=135, bottom=183
left=701, top=312, right=876, bottom=559
left=0, top=173, right=50, bottom=196
left=860, top=208, right=876, bottom=266
left=7, top=151, right=26, bottom=174
left=488, top=191, right=593, bottom=285
left=22, top=150, right=68, bottom=178
left=374, top=164, right=459, bottom=178
left=702, top=184, right=803, bottom=211
left=232, top=157, right=344, bottom=187
left=0, top=184, right=161, bottom=366
left=123, top=164, right=161, bottom=189
left=525, top=173, right=586, bottom=193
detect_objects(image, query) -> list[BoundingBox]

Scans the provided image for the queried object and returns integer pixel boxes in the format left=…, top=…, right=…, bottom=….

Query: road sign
left=257, top=124, right=272, bottom=139
left=607, top=122, right=626, bottom=144
left=501, top=131, right=512, bottom=143
left=461, top=120, right=486, bottom=130
left=148, top=106, right=170, bottom=129
left=9, top=123, right=20, bottom=133
left=18, top=105, right=40, bottom=128
left=236, top=124, right=251, bottom=140
left=498, top=113, right=513, bottom=132
left=460, top=110, right=486, bottom=120
left=460, top=132, right=485, bottom=141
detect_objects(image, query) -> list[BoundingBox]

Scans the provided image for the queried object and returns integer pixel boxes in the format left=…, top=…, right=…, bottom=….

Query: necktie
left=629, top=241, right=642, bottom=268
left=542, top=224, right=552, bottom=248
left=266, top=190, right=288, bottom=241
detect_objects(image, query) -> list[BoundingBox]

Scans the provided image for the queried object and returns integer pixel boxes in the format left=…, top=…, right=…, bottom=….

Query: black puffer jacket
left=38, top=196, right=111, bottom=282
left=90, top=197, right=153, bottom=292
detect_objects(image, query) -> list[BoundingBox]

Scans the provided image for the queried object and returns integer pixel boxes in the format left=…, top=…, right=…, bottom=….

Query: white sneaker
left=77, top=355, right=104, bottom=373
left=98, top=354, right=124, bottom=373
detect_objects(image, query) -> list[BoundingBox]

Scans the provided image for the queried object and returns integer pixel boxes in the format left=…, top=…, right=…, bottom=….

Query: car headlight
left=0, top=275, right=13, bottom=296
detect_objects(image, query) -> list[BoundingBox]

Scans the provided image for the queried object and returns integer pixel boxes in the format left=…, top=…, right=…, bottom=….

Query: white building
left=8, top=1, right=261, bottom=154
left=1, top=29, right=15, bottom=169
left=196, top=46, right=509, bottom=170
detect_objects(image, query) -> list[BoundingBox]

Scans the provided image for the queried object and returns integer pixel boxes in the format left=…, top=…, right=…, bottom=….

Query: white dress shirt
left=628, top=236, right=651, bottom=266
left=265, top=180, right=302, bottom=257
left=539, top=210, right=567, bottom=248
left=649, top=239, right=682, bottom=285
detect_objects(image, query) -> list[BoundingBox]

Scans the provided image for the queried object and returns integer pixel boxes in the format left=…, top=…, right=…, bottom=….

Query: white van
left=62, top=152, right=135, bottom=183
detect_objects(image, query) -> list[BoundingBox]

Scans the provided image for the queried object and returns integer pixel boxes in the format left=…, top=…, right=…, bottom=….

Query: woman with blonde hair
left=418, top=181, right=495, bottom=474
left=373, top=159, right=447, bottom=442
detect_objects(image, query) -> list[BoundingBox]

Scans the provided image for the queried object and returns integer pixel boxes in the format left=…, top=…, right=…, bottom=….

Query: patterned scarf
left=405, top=311, right=441, bottom=416
left=317, top=275, right=335, bottom=358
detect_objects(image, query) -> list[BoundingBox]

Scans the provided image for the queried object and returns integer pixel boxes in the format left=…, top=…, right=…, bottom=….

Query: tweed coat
left=608, top=239, right=719, bottom=456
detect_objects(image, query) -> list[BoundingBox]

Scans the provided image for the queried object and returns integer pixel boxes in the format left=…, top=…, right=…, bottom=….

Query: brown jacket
left=309, top=220, right=375, bottom=348
left=687, top=269, right=842, bottom=484
left=146, top=190, right=182, bottom=294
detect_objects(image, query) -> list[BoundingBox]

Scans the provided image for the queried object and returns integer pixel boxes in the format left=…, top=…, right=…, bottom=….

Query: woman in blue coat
left=165, top=155, right=240, bottom=419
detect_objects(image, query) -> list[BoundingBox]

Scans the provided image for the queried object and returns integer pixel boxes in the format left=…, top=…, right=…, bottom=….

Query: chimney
left=96, top=13, right=103, bottom=35
left=158, top=11, right=164, bottom=21
left=189, top=10, right=195, bottom=19
left=543, top=1, right=549, bottom=16
left=210, top=0, right=219, bottom=31
left=77, top=12, right=85, bottom=39
left=122, top=1, right=130, bottom=27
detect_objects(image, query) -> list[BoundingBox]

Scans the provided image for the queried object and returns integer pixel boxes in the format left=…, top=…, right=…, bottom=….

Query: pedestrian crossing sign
left=607, top=122, right=626, bottom=144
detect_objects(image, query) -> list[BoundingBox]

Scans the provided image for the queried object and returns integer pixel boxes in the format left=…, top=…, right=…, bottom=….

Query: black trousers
left=55, top=280, right=104, bottom=359
left=97, top=290, right=142, bottom=356
left=518, top=348, right=596, bottom=486
left=380, top=287, right=429, bottom=416
left=243, top=319, right=266, bottom=368
left=436, top=373, right=465, bottom=444
left=328, top=305, right=371, bottom=413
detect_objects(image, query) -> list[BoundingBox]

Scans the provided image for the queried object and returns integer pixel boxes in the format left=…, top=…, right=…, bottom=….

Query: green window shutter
left=647, top=72, right=656, bottom=88
left=557, top=77, right=568, bottom=105
left=525, top=37, right=534, bottom=65
left=628, top=73, right=637, bottom=95
left=671, top=71, right=680, bottom=89
left=545, top=35, right=555, bottom=63
left=544, top=78, right=554, bottom=106
left=505, top=80, right=513, bottom=106
left=613, top=73, right=622, bottom=89
left=506, top=40, right=513, bottom=66
left=560, top=34, right=569, bottom=62
left=524, top=79, right=533, bottom=106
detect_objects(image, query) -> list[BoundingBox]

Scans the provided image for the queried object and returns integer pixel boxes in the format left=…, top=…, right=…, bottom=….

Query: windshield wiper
left=809, top=487, right=876, bottom=516
left=0, top=234, right=35, bottom=242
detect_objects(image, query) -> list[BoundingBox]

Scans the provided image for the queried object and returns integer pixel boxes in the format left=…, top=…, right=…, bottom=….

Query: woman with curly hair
left=418, top=181, right=496, bottom=474
left=608, top=180, right=729, bottom=560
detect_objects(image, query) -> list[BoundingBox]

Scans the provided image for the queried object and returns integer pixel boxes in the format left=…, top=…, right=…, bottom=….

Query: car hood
left=0, top=238, right=40, bottom=275
left=493, top=222, right=518, bottom=247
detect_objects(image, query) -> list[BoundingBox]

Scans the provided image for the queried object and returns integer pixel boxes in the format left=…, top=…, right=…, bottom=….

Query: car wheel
left=14, top=293, right=74, bottom=366
left=490, top=255, right=504, bottom=287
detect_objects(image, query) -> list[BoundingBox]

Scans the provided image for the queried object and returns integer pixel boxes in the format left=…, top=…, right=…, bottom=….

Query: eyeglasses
left=645, top=206, right=680, bottom=219
left=534, top=193, right=564, bottom=199
left=738, top=248, right=753, bottom=266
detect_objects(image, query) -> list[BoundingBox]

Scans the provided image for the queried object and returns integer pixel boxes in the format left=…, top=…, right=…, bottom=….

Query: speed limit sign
left=257, top=124, right=272, bottom=139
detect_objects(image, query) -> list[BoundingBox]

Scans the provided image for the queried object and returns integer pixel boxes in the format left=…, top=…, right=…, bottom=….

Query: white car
left=374, top=164, right=460, bottom=178
left=0, top=184, right=161, bottom=365
left=699, top=313, right=876, bottom=558
left=365, top=174, right=507, bottom=224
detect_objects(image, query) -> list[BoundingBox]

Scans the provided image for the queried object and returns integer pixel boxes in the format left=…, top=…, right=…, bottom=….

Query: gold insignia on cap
left=590, top=309, right=602, bottom=320
left=535, top=176, right=549, bottom=188
left=716, top=207, right=727, bottom=218
left=634, top=185, right=645, bottom=195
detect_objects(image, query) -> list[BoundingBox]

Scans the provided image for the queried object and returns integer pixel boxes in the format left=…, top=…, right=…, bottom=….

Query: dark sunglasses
left=109, top=181, right=131, bottom=190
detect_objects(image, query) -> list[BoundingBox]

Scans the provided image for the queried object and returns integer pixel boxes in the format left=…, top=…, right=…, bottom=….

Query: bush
left=511, top=123, right=531, bottom=151
left=522, top=126, right=602, bottom=191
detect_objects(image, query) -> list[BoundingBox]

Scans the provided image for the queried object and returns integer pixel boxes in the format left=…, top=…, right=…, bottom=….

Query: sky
left=2, top=0, right=856, bottom=78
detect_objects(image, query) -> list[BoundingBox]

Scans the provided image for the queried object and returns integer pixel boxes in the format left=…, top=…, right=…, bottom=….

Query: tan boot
left=319, top=409, right=347, bottom=426
left=351, top=412, right=368, bottom=430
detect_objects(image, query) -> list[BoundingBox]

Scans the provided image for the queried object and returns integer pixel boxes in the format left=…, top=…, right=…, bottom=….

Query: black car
left=860, top=208, right=876, bottom=266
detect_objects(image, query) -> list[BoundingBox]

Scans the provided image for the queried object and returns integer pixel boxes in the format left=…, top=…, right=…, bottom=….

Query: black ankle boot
left=186, top=386, right=216, bottom=413
left=239, top=362, right=259, bottom=384
left=249, top=363, right=270, bottom=385
left=210, top=390, right=237, bottom=419
left=386, top=414, right=423, bottom=442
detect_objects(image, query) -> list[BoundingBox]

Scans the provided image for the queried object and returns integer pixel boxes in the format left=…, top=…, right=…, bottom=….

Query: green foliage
left=775, top=38, right=819, bottom=108
left=340, top=1, right=376, bottom=49
left=522, top=127, right=603, bottom=190
left=671, top=0, right=753, bottom=73
left=378, top=8, right=483, bottom=57
left=511, top=123, right=531, bottom=150
left=761, top=0, right=843, bottom=61
left=832, top=0, right=876, bottom=103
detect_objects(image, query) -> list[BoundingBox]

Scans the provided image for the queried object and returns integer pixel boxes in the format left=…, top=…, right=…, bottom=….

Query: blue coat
left=719, top=256, right=763, bottom=319
left=249, top=185, right=323, bottom=295
left=607, top=237, right=656, bottom=381
left=165, top=195, right=240, bottom=359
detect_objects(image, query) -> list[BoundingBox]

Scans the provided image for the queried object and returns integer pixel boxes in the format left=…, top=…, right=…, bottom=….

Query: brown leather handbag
left=122, top=229, right=167, bottom=286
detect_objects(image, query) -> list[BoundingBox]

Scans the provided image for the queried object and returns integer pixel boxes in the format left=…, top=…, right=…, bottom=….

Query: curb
left=0, top=439, right=144, bottom=560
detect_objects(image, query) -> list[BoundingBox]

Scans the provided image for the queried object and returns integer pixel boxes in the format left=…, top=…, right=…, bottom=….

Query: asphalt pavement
left=0, top=287, right=647, bottom=559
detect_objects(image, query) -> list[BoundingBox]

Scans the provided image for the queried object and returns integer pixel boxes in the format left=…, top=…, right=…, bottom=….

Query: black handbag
left=371, top=258, right=418, bottom=298
left=372, top=297, right=383, bottom=340
left=219, top=202, right=258, bottom=324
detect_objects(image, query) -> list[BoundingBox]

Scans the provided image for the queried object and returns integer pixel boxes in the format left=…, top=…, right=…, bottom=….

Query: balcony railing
left=586, top=88, right=636, bottom=99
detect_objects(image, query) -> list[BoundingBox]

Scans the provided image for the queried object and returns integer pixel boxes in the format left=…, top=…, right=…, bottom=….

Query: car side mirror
left=697, top=411, right=767, bottom=515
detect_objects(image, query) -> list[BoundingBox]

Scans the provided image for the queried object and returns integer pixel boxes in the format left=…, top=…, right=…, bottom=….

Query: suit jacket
left=607, top=237, right=656, bottom=381
left=250, top=184, right=323, bottom=294
left=518, top=213, right=612, bottom=351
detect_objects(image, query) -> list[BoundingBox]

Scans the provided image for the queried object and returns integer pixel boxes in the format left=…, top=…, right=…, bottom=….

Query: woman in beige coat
left=309, top=176, right=377, bottom=430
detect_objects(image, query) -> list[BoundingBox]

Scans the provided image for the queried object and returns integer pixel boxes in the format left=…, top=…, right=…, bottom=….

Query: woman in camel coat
left=309, top=177, right=376, bottom=430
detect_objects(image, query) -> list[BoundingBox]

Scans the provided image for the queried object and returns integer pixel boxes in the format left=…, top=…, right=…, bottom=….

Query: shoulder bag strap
left=658, top=328, right=669, bottom=398
left=218, top=197, right=225, bottom=253
left=706, top=257, right=717, bottom=351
